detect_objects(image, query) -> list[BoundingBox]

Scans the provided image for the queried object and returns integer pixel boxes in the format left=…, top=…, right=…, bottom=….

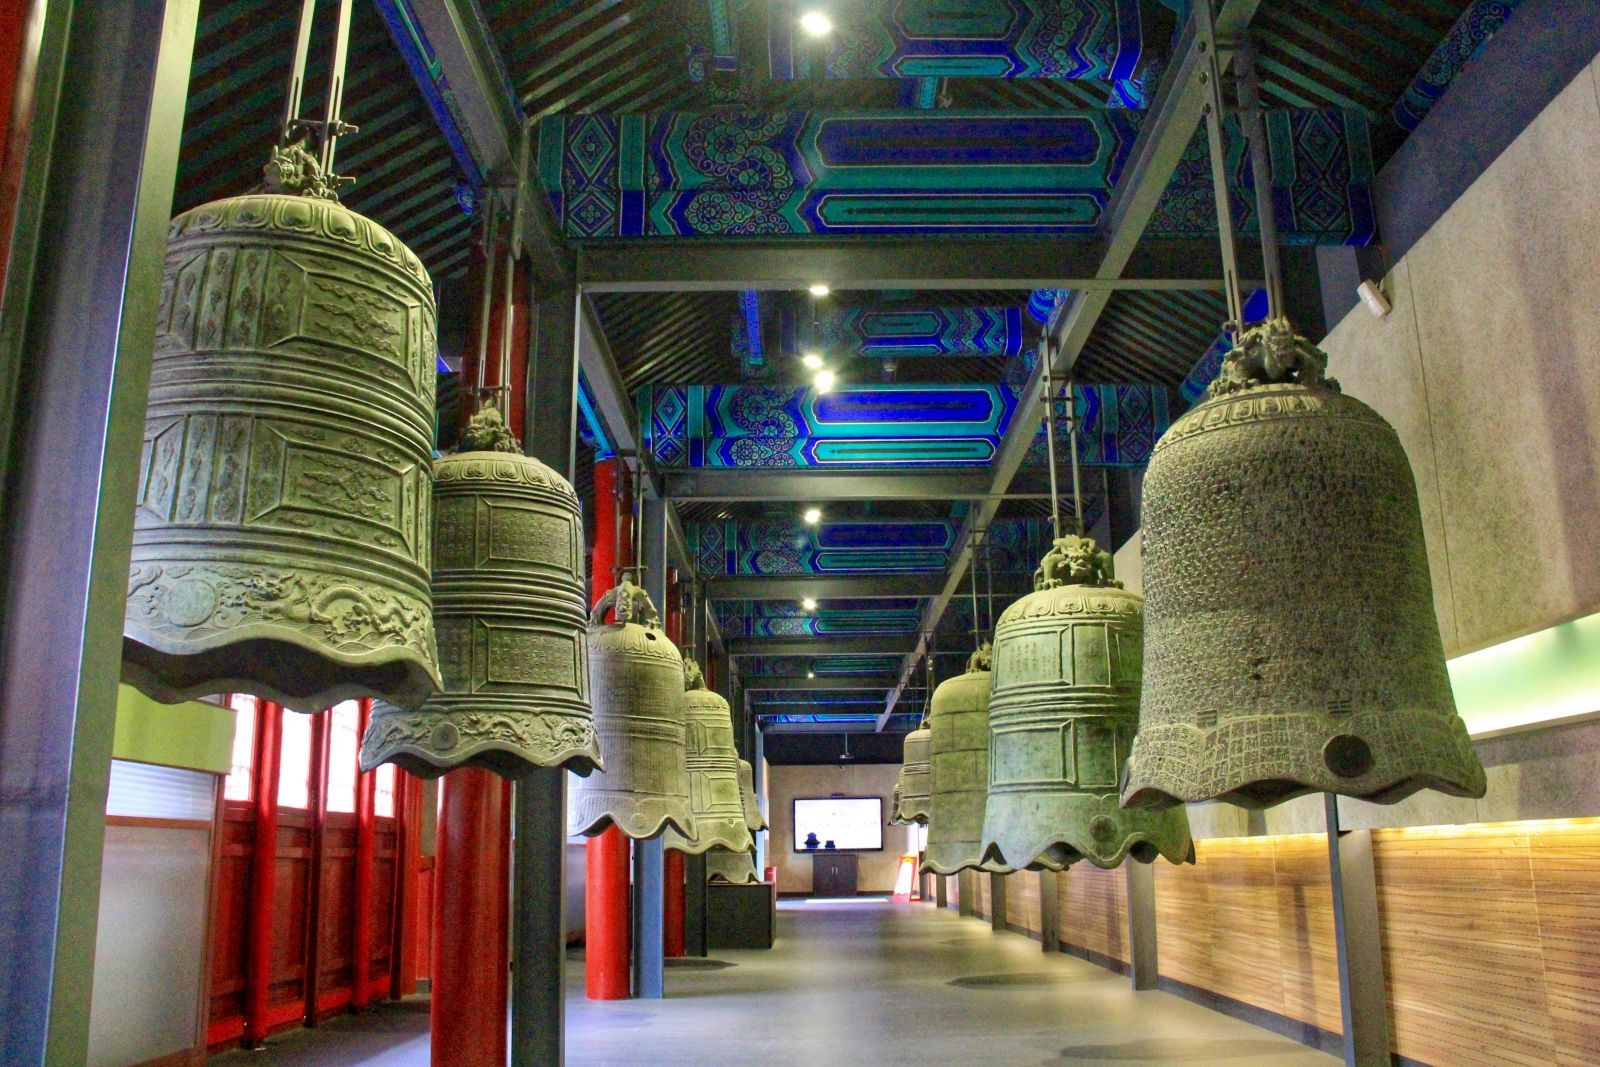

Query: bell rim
left=661, top=820, right=755, bottom=855
left=569, top=807, right=697, bottom=841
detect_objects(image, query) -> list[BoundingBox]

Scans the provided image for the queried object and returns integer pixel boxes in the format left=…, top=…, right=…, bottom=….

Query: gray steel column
left=1039, top=870, right=1060, bottom=953
left=935, top=874, right=948, bottom=909
left=1327, top=794, right=1391, bottom=1066
left=1125, top=861, right=1159, bottom=991
left=685, top=853, right=708, bottom=957
left=957, top=871, right=974, bottom=917
left=0, top=2, right=197, bottom=1060
left=512, top=769, right=565, bottom=1065
left=631, top=496, right=669, bottom=999
left=989, top=872, right=1008, bottom=932
left=512, top=269, right=579, bottom=1064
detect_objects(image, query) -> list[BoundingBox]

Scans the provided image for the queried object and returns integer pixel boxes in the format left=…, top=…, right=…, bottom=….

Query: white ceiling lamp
left=801, top=352, right=824, bottom=370
left=800, top=11, right=833, bottom=37
left=808, top=282, right=831, bottom=297
left=802, top=598, right=818, bottom=611
left=803, top=507, right=822, bottom=524
left=813, top=369, right=836, bottom=394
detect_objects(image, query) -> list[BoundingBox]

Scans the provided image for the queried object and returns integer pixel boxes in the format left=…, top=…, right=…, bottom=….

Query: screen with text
left=793, top=797, right=883, bottom=851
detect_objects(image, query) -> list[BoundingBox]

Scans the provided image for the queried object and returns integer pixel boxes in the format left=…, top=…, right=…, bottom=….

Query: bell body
left=569, top=588, right=693, bottom=839
left=664, top=687, right=755, bottom=854
left=1124, top=380, right=1486, bottom=809
left=707, top=847, right=761, bottom=884
left=895, top=723, right=932, bottom=825
left=922, top=661, right=1007, bottom=876
left=360, top=440, right=598, bottom=778
left=981, top=571, right=1190, bottom=870
left=738, top=759, right=767, bottom=832
left=124, top=193, right=441, bottom=711
left=889, top=775, right=906, bottom=825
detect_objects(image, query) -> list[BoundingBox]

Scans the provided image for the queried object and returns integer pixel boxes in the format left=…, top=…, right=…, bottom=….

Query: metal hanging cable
left=983, top=535, right=995, bottom=636
left=474, top=203, right=499, bottom=409
left=968, top=531, right=983, bottom=652
left=1196, top=0, right=1245, bottom=333
left=1040, top=338, right=1064, bottom=538
left=1066, top=379, right=1086, bottom=536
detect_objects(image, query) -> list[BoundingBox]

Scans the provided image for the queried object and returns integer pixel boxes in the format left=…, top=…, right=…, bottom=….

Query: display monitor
left=792, top=796, right=883, bottom=851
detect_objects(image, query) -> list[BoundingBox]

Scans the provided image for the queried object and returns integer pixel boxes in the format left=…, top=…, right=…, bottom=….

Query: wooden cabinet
left=811, top=851, right=858, bottom=897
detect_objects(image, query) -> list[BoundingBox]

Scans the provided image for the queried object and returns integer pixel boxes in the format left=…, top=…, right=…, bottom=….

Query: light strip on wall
left=1448, top=610, right=1600, bottom=738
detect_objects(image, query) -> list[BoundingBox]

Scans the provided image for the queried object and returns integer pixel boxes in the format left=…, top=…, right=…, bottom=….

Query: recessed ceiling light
left=801, top=352, right=824, bottom=370
left=814, top=369, right=836, bottom=393
left=803, top=507, right=822, bottom=524
left=802, top=597, right=818, bottom=611
left=808, top=670, right=816, bottom=679
left=800, top=12, right=833, bottom=38
left=808, top=282, right=831, bottom=297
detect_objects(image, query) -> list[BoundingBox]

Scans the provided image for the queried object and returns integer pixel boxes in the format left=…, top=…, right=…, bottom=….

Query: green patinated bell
left=359, top=408, right=598, bottom=779
left=569, top=580, right=694, bottom=840
left=1123, top=319, right=1486, bottom=810
left=123, top=157, right=442, bottom=712
left=895, top=720, right=932, bottom=825
left=889, top=774, right=906, bottom=826
left=738, top=758, right=767, bottom=832
left=980, top=537, right=1191, bottom=871
left=707, top=847, right=762, bottom=885
left=922, top=646, right=1010, bottom=876
left=664, top=659, right=755, bottom=855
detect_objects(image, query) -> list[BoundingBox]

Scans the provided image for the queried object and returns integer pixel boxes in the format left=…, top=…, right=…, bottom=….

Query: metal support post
left=0, top=2, right=197, bottom=1060
left=936, top=874, right=948, bottom=908
left=632, top=496, right=669, bottom=999
left=989, top=872, right=1008, bottom=932
left=1125, top=861, right=1159, bottom=991
left=1327, top=794, right=1391, bottom=1067
left=685, top=853, right=709, bottom=957
left=958, top=870, right=975, bottom=917
left=512, top=769, right=565, bottom=1066
left=1039, top=870, right=1060, bottom=953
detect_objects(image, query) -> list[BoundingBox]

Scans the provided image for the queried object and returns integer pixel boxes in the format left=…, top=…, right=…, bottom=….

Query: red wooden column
left=663, top=570, right=686, bottom=958
left=244, top=702, right=283, bottom=1048
left=352, top=700, right=377, bottom=1010
left=587, top=457, right=633, bottom=998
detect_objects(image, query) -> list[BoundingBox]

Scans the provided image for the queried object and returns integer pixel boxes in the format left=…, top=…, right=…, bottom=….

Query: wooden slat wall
left=1007, top=870, right=1042, bottom=933
left=1060, top=863, right=1128, bottom=963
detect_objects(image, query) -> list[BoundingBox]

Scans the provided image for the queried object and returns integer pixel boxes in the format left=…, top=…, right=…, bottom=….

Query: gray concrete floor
left=214, top=898, right=1338, bottom=1065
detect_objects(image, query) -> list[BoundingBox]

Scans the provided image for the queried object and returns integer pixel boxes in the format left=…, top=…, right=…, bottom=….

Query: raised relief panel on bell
left=569, top=580, right=694, bottom=840
left=1122, top=319, right=1486, bottom=810
left=361, top=408, right=597, bottom=778
left=124, top=186, right=442, bottom=712
left=980, top=537, right=1191, bottom=872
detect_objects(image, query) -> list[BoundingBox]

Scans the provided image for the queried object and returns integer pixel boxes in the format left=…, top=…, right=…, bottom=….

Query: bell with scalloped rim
left=358, top=407, right=598, bottom=778
left=922, top=646, right=1010, bottom=876
left=738, top=758, right=767, bottom=832
left=123, top=146, right=442, bottom=711
left=1122, top=318, right=1486, bottom=810
left=895, top=719, right=932, bottom=825
left=980, top=536, right=1191, bottom=871
left=707, top=847, right=762, bottom=884
left=569, top=579, right=694, bottom=839
left=664, top=659, right=754, bottom=854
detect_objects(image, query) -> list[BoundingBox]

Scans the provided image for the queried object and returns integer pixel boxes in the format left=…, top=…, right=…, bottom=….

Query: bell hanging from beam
left=123, top=135, right=442, bottom=712
left=890, top=775, right=907, bottom=825
left=895, top=718, right=932, bottom=825
left=922, top=645, right=1009, bottom=876
left=980, top=536, right=1191, bottom=870
left=664, top=659, right=755, bottom=854
left=358, top=407, right=599, bottom=778
left=569, top=578, right=695, bottom=839
left=1122, top=319, right=1486, bottom=809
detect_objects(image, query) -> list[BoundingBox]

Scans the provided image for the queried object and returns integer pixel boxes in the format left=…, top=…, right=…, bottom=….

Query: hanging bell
left=738, top=758, right=767, bottom=832
left=664, top=659, right=755, bottom=854
left=922, top=645, right=1009, bottom=875
left=889, top=775, right=906, bottom=825
left=569, top=579, right=694, bottom=839
left=358, top=408, right=598, bottom=778
left=895, top=719, right=932, bottom=825
left=123, top=144, right=442, bottom=711
left=1123, top=319, right=1486, bottom=809
left=980, top=536, right=1191, bottom=870
left=707, top=847, right=762, bottom=885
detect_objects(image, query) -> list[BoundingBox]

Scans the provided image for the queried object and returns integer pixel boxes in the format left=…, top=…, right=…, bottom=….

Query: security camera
left=1357, top=279, right=1391, bottom=318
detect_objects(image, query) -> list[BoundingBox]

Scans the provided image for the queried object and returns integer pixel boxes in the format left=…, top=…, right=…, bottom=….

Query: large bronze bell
left=123, top=148, right=441, bottom=711
left=889, top=774, right=906, bottom=825
left=358, top=408, right=598, bottom=778
left=896, top=720, right=932, bottom=825
left=1123, top=319, right=1486, bottom=809
left=738, top=758, right=767, bottom=832
left=980, top=537, right=1191, bottom=870
left=664, top=660, right=755, bottom=854
left=569, top=579, right=694, bottom=838
left=922, top=646, right=1009, bottom=876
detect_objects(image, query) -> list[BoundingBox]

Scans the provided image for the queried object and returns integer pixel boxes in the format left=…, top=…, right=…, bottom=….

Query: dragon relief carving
left=1033, top=535, right=1119, bottom=591
left=1208, top=316, right=1339, bottom=398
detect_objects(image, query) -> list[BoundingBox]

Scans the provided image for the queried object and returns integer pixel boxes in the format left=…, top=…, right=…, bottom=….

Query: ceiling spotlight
left=800, top=11, right=833, bottom=37
left=801, top=352, right=824, bottom=370
left=808, top=282, right=831, bottom=297
left=802, top=598, right=818, bottom=611
left=814, top=369, right=836, bottom=394
left=807, top=670, right=816, bottom=679
left=803, top=506, right=822, bottom=524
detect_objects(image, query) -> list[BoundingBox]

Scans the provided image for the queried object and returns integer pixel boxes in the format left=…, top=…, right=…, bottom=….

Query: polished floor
left=214, top=898, right=1338, bottom=1066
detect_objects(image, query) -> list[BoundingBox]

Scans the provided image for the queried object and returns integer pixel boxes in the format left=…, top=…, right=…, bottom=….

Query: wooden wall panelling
left=1270, top=834, right=1341, bottom=1034
left=369, top=818, right=399, bottom=1000
left=1528, top=822, right=1600, bottom=1067
left=1154, top=850, right=1214, bottom=991
left=1373, top=825, right=1557, bottom=1066
left=1202, top=838, right=1286, bottom=1018
left=313, top=813, right=359, bottom=1019
left=206, top=805, right=254, bottom=1044
left=1061, top=863, right=1128, bottom=962
left=1008, top=871, right=1041, bottom=934
left=270, top=809, right=314, bottom=1033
